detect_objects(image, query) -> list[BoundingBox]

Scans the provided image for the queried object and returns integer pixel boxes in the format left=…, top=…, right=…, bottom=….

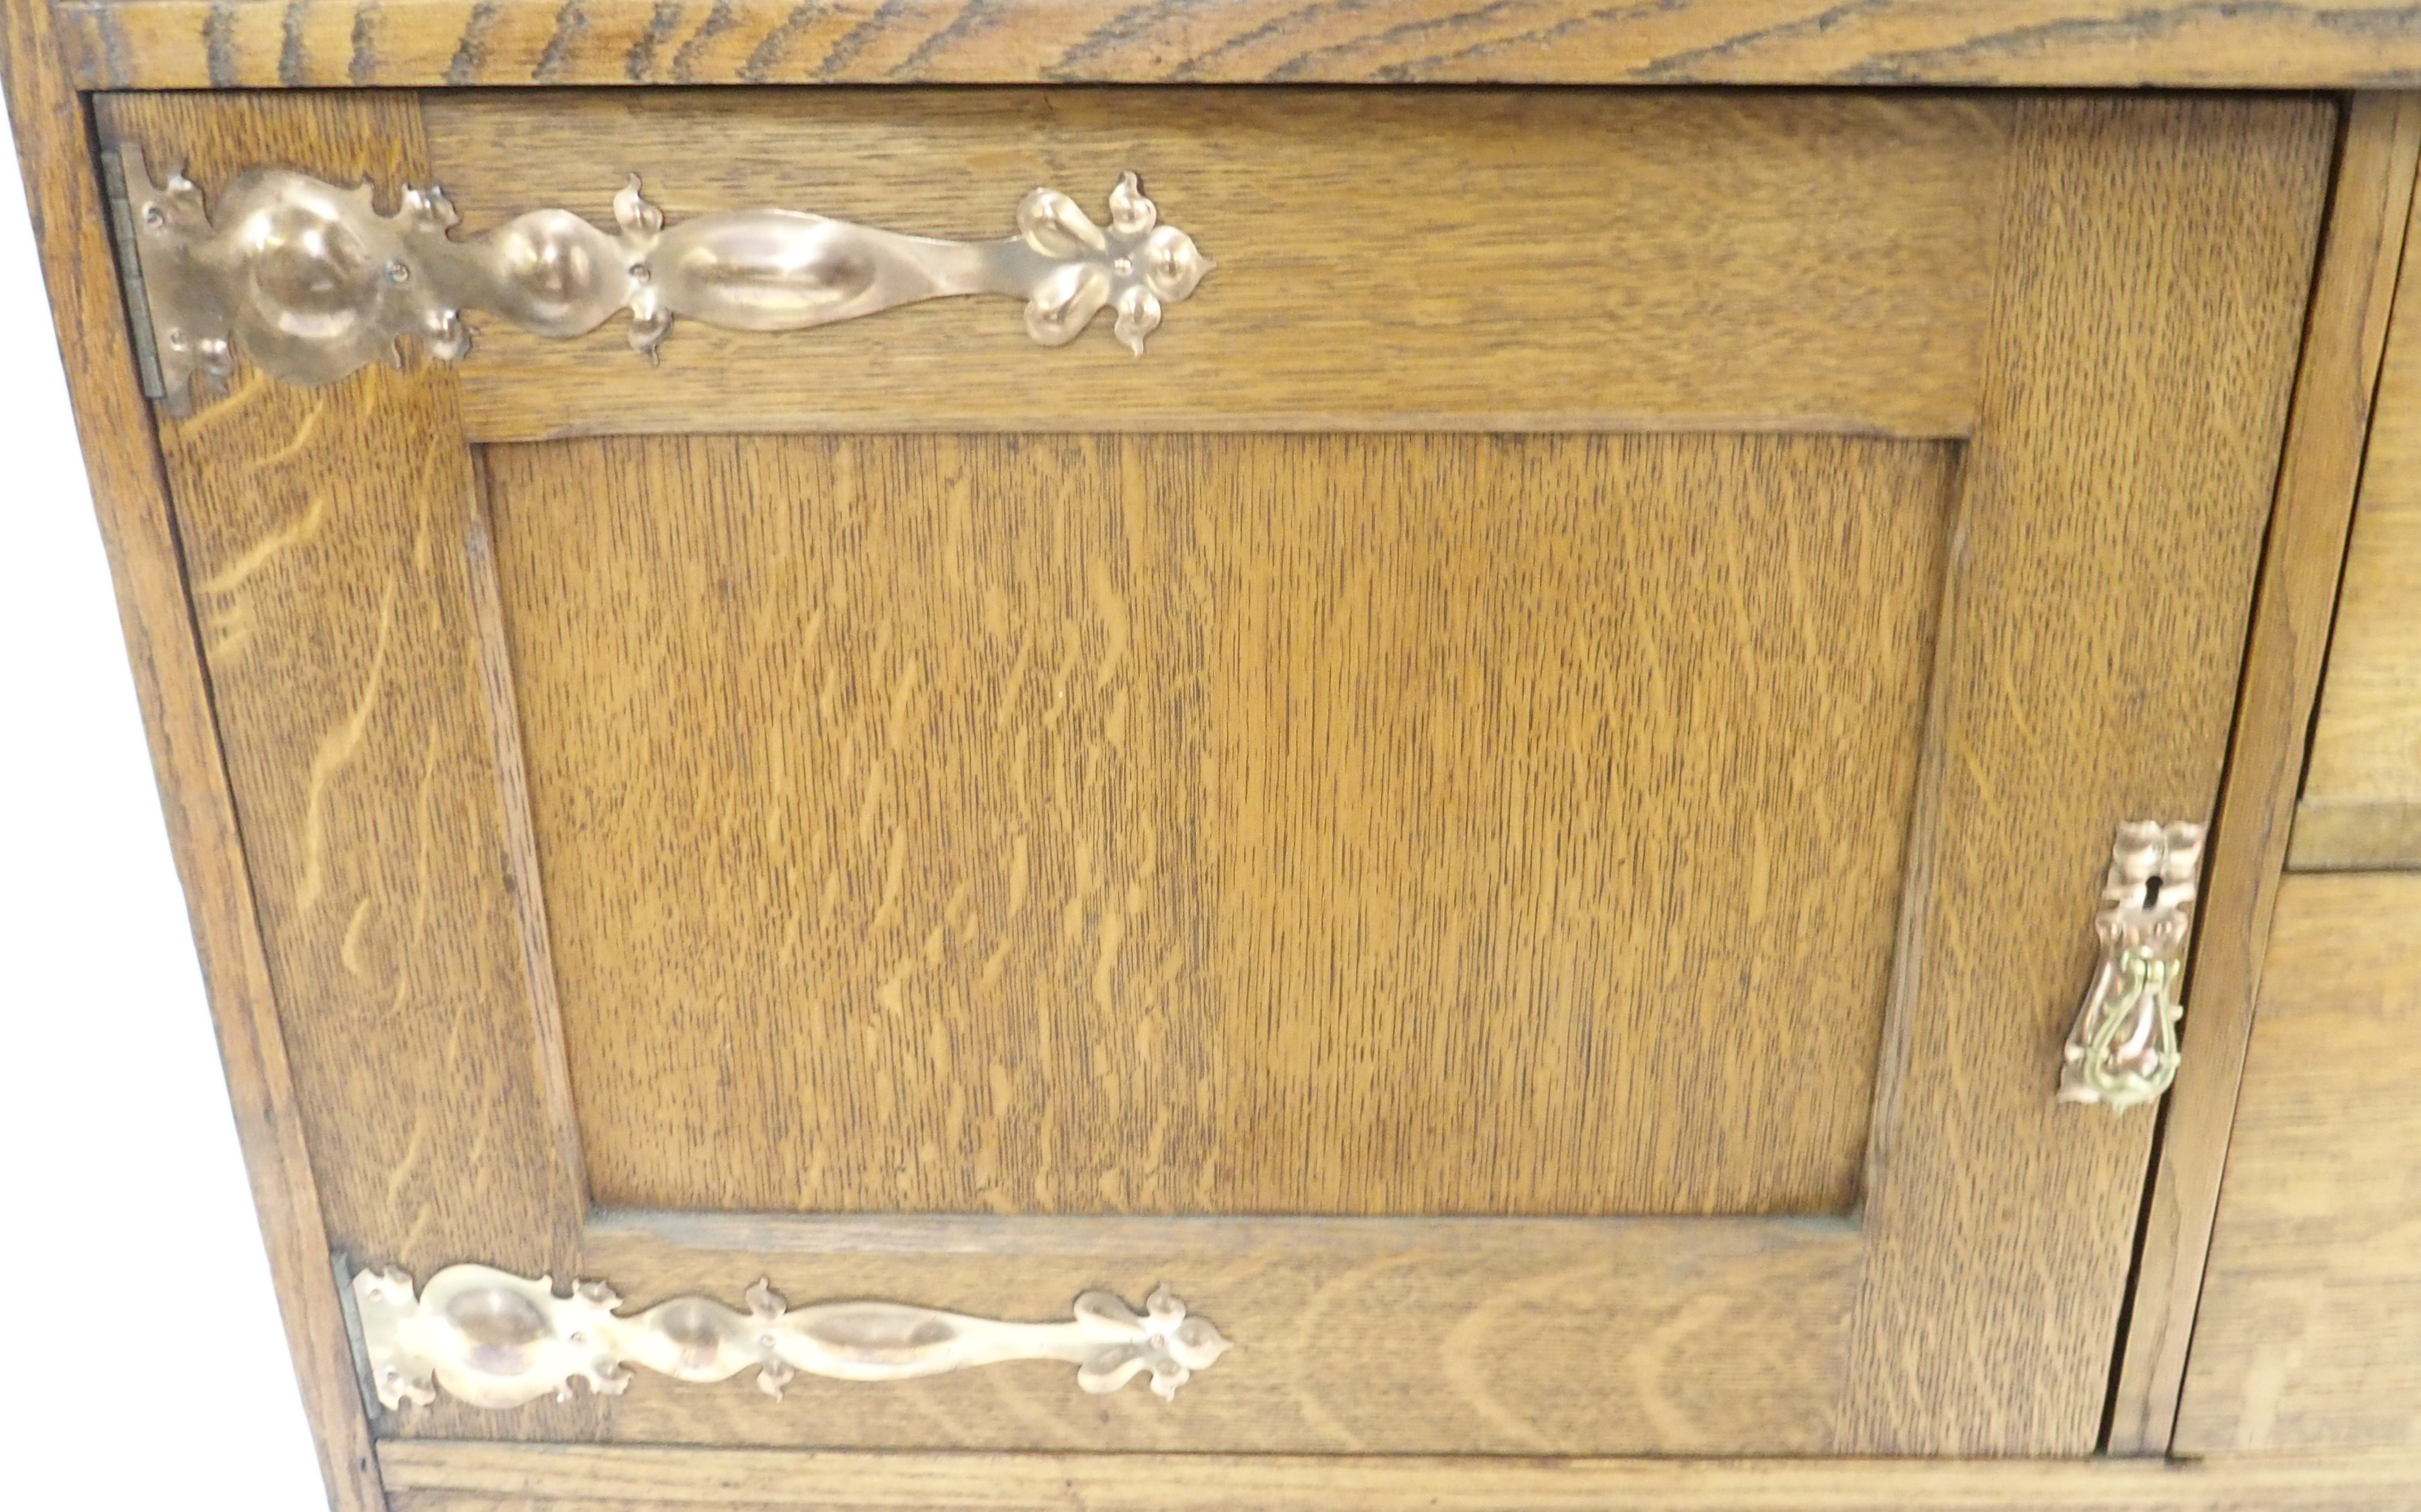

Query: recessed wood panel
left=485, top=432, right=1955, bottom=1218
left=420, top=90, right=2006, bottom=440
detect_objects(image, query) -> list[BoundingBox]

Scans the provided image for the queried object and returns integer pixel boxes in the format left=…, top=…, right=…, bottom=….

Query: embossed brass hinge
left=354, top=1264, right=1230, bottom=1410
left=112, top=145, right=1212, bottom=416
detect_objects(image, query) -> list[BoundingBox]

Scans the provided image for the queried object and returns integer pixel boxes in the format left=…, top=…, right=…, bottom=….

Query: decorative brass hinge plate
left=2058, top=819, right=2205, bottom=1110
left=354, top=1264, right=1231, bottom=1410
left=112, top=145, right=1213, bottom=415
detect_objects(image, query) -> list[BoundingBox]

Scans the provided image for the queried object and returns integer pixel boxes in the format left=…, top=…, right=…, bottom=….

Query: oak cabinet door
left=99, top=86, right=2330, bottom=1458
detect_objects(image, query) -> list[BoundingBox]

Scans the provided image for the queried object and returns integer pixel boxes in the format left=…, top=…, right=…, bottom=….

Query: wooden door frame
left=85, top=80, right=2326, bottom=1457
left=3, top=0, right=2410, bottom=1488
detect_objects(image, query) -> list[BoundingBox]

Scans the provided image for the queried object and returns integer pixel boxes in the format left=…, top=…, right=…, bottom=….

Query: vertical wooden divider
left=1839, top=95, right=2335, bottom=1454
left=92, top=91, right=598, bottom=1445
left=2106, top=92, right=2421, bottom=1456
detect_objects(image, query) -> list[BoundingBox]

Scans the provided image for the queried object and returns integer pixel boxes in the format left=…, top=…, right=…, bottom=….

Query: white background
left=0, top=104, right=328, bottom=1505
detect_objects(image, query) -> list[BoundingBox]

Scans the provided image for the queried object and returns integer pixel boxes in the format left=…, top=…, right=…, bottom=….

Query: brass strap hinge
left=111, top=145, right=1212, bottom=416
left=352, top=1263, right=1229, bottom=1410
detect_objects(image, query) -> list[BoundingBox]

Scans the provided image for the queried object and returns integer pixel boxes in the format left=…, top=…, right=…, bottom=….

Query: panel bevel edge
left=2106, top=90, right=2421, bottom=1458
left=583, top=1205, right=1866, bottom=1256
left=464, top=449, right=588, bottom=1208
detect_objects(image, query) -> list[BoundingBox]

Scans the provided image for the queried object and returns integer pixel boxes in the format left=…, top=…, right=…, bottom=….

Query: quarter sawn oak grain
left=23, top=73, right=2355, bottom=1489
left=2108, top=93, right=2421, bottom=1455
left=420, top=90, right=2005, bottom=442
left=485, top=432, right=1952, bottom=1219
left=53, top=0, right=2421, bottom=90
left=1837, top=94, right=2334, bottom=1455
left=578, top=1210, right=1857, bottom=1454
left=2175, top=874, right=2421, bottom=1453
left=1, top=14, right=385, bottom=1512
left=95, top=85, right=603, bottom=1448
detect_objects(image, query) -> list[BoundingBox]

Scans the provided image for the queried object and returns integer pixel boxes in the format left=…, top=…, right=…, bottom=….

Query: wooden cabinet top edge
left=49, top=0, right=2421, bottom=91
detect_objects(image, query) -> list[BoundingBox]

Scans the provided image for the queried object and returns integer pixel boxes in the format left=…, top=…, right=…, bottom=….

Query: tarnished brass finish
left=2059, top=820, right=2206, bottom=1111
left=115, top=147, right=1213, bottom=413
left=352, top=1264, right=1231, bottom=1411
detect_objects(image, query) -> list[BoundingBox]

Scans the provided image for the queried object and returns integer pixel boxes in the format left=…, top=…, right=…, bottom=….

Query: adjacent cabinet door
left=100, top=87, right=2331, bottom=1458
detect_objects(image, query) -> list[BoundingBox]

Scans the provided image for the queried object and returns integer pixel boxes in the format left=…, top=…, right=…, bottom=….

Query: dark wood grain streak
left=0, top=11, right=382, bottom=1512
left=21, top=64, right=2368, bottom=1485
left=53, top=0, right=2421, bottom=88
left=348, top=1, right=379, bottom=80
